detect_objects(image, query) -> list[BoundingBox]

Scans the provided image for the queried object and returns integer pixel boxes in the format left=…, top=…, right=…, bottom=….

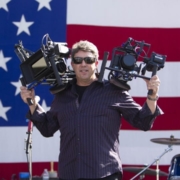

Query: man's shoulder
left=53, top=82, right=72, bottom=96
left=102, top=79, right=129, bottom=91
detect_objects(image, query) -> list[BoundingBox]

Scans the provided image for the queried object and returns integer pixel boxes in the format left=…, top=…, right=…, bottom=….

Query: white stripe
left=0, top=127, right=179, bottom=165
left=0, top=127, right=59, bottom=162
left=67, top=0, right=180, bottom=28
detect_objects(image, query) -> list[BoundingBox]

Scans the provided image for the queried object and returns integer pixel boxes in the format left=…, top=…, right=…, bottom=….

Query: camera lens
left=121, top=54, right=136, bottom=70
left=56, top=59, right=66, bottom=73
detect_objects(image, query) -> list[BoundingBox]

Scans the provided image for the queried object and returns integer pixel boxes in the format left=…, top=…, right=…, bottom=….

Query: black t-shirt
left=75, top=84, right=89, bottom=103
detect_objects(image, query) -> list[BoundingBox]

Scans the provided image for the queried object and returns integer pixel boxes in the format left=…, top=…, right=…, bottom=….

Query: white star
left=41, top=99, right=50, bottom=112
left=0, top=100, right=11, bottom=121
left=13, top=15, right=34, bottom=36
left=11, top=79, right=22, bottom=96
left=0, top=50, right=11, bottom=71
left=35, top=0, right=52, bottom=11
left=0, top=0, right=11, bottom=12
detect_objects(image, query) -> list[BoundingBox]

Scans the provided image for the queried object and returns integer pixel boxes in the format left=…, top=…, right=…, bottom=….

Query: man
left=20, top=40, right=163, bottom=180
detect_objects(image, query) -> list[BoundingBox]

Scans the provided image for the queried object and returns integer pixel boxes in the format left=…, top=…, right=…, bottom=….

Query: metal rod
left=130, top=145, right=173, bottom=180
left=156, top=160, right=159, bottom=180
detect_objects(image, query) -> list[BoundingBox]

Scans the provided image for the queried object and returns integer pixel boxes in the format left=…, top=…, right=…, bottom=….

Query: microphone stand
left=21, top=78, right=33, bottom=180
left=25, top=120, right=33, bottom=180
left=130, top=145, right=173, bottom=180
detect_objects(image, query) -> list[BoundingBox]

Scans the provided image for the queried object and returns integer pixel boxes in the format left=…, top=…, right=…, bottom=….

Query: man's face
left=71, top=50, right=98, bottom=86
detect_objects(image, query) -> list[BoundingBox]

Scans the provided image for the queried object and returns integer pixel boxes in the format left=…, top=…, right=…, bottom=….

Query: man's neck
left=76, top=78, right=97, bottom=86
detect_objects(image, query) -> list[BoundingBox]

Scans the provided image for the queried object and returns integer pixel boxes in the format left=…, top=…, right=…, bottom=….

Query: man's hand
left=20, top=86, right=36, bottom=104
left=20, top=86, right=39, bottom=114
left=144, top=75, right=160, bottom=98
left=144, top=75, right=160, bottom=114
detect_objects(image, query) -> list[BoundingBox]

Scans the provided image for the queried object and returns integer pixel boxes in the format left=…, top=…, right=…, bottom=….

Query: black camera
left=98, top=37, right=166, bottom=91
left=15, top=34, right=75, bottom=94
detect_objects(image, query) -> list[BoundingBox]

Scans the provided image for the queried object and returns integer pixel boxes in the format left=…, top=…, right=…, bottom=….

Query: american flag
left=0, top=0, right=180, bottom=179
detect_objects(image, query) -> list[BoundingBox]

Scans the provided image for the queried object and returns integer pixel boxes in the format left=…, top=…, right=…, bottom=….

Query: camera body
left=15, top=34, right=75, bottom=94
left=98, top=37, right=166, bottom=90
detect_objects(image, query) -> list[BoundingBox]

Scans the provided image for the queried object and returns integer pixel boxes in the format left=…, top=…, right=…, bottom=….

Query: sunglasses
left=72, top=57, right=96, bottom=64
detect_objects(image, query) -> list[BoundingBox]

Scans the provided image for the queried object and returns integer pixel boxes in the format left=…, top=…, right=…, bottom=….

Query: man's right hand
left=20, top=86, right=36, bottom=104
left=20, top=86, right=39, bottom=114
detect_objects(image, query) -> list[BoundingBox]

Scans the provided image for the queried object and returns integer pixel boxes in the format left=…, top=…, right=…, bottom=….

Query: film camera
left=98, top=37, right=166, bottom=94
left=14, top=34, right=75, bottom=95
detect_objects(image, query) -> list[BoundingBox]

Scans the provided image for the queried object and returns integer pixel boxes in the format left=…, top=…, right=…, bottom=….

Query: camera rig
left=14, top=34, right=75, bottom=94
left=15, top=35, right=166, bottom=99
left=98, top=37, right=166, bottom=94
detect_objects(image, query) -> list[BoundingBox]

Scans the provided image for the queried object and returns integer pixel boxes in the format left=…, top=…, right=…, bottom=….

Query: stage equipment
left=24, top=96, right=40, bottom=180
left=151, top=135, right=180, bottom=180
left=98, top=37, right=166, bottom=95
left=123, top=166, right=168, bottom=177
left=129, top=135, right=177, bottom=180
left=168, top=154, right=180, bottom=180
left=151, top=135, right=180, bottom=145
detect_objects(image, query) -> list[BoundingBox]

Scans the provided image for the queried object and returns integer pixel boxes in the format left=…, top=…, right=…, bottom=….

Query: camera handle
left=148, top=65, right=158, bottom=95
left=98, top=51, right=109, bottom=82
left=20, top=77, right=34, bottom=106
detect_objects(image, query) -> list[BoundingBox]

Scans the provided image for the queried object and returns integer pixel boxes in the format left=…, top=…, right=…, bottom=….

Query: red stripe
left=0, top=163, right=170, bottom=180
left=0, top=162, right=58, bottom=179
left=67, top=25, right=180, bottom=61
left=122, top=97, right=180, bottom=130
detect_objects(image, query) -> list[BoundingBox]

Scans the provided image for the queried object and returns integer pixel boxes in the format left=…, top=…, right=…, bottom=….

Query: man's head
left=71, top=40, right=99, bottom=86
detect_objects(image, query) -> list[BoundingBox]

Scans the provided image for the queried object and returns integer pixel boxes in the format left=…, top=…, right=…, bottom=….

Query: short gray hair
left=71, top=40, right=99, bottom=60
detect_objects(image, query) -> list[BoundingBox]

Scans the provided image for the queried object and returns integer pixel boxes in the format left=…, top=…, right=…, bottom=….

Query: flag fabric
left=0, top=0, right=180, bottom=179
